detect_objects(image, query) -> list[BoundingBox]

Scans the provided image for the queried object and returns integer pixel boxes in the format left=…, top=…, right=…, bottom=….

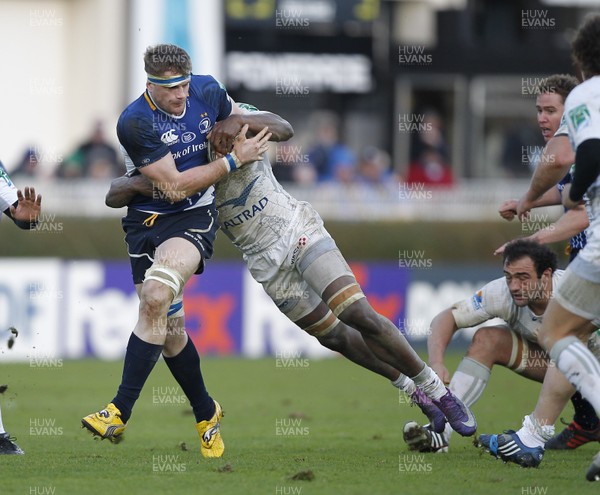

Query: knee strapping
left=507, top=330, right=530, bottom=373
left=303, top=311, right=338, bottom=337
left=326, top=283, right=365, bottom=317
left=168, top=294, right=185, bottom=319
left=144, top=264, right=185, bottom=300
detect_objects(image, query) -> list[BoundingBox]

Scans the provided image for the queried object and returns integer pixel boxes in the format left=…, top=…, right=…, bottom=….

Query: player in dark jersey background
left=81, top=44, right=278, bottom=458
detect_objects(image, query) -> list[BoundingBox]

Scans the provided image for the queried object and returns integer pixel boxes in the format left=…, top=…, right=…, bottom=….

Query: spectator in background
left=57, top=120, right=122, bottom=179
left=307, top=113, right=356, bottom=183
left=11, top=147, right=39, bottom=178
left=356, top=146, right=396, bottom=188
left=406, top=109, right=453, bottom=187
left=409, top=108, right=450, bottom=164
left=406, top=146, right=454, bottom=187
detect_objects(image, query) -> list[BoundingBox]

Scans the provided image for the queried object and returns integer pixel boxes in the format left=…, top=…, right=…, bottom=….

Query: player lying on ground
left=402, top=240, right=600, bottom=458
left=0, top=161, right=42, bottom=455
left=105, top=103, right=478, bottom=440
left=495, top=74, right=600, bottom=449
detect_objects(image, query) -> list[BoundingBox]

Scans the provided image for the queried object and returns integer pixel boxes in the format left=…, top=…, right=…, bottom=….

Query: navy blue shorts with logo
left=122, top=204, right=219, bottom=284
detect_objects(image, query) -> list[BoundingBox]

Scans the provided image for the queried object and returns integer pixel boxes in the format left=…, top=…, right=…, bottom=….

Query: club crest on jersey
left=290, top=235, right=309, bottom=266
left=568, top=104, right=591, bottom=132
left=181, top=131, right=196, bottom=143
left=472, top=290, right=483, bottom=310
left=199, top=113, right=211, bottom=134
left=160, top=129, right=179, bottom=145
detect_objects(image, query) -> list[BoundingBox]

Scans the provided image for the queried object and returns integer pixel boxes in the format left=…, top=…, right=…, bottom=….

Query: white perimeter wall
left=0, top=0, right=126, bottom=173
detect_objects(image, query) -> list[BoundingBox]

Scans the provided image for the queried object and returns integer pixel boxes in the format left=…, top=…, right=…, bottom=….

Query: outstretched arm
left=6, top=186, right=42, bottom=229
left=517, top=135, right=574, bottom=218
left=494, top=205, right=589, bottom=256
left=427, top=308, right=460, bottom=384
left=498, top=187, right=562, bottom=221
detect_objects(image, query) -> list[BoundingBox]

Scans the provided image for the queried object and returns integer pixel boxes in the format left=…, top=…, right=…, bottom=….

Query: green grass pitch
left=1, top=352, right=599, bottom=495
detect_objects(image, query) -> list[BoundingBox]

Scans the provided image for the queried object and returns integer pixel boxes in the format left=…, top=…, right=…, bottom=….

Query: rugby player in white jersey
left=403, top=239, right=600, bottom=461
left=482, top=14, right=600, bottom=481
left=106, top=103, right=479, bottom=440
left=495, top=75, right=600, bottom=451
left=0, top=162, right=42, bottom=454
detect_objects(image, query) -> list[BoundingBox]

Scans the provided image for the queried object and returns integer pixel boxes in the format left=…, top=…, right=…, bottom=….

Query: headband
left=147, top=73, right=191, bottom=87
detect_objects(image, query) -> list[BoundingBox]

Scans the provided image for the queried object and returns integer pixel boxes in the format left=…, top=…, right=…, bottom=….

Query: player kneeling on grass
left=106, top=103, right=479, bottom=442
left=0, top=161, right=42, bottom=454
left=403, top=239, right=600, bottom=465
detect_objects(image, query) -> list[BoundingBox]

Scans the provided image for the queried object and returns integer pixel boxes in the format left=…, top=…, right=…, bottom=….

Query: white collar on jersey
left=147, top=90, right=188, bottom=120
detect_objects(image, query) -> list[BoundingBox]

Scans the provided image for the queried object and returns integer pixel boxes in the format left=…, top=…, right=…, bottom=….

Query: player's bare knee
left=467, top=327, right=505, bottom=361
left=338, top=301, right=379, bottom=335
left=538, top=331, right=555, bottom=353
left=317, top=324, right=346, bottom=351
left=139, top=280, right=173, bottom=320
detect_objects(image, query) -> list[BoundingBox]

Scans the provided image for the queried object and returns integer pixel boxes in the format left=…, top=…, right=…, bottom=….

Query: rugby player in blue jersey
left=106, top=103, right=480, bottom=445
left=81, top=44, right=274, bottom=458
left=0, top=162, right=42, bottom=454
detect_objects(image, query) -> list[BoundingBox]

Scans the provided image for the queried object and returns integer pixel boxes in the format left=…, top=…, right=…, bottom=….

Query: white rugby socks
left=390, top=373, right=416, bottom=395
left=442, top=357, right=490, bottom=442
left=449, top=357, right=491, bottom=408
left=411, top=365, right=446, bottom=400
left=515, top=414, right=555, bottom=448
left=551, top=336, right=600, bottom=414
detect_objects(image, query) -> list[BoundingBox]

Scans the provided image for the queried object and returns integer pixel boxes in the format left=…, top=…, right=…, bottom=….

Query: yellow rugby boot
left=195, top=400, right=224, bottom=458
left=81, top=403, right=126, bottom=443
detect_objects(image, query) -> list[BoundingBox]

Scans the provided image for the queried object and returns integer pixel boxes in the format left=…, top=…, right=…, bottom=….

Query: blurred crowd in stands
left=11, top=120, right=124, bottom=181
left=9, top=111, right=458, bottom=189
left=272, top=109, right=454, bottom=189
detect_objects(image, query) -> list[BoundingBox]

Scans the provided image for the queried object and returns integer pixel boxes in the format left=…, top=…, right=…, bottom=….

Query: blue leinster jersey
left=117, top=74, right=232, bottom=214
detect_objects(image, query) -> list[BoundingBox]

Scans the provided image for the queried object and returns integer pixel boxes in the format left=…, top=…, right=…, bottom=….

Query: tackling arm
left=210, top=104, right=294, bottom=155
left=105, top=174, right=153, bottom=208
left=229, top=109, right=293, bottom=141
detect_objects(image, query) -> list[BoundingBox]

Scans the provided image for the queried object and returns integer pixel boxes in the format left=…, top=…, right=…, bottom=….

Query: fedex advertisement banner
left=0, top=260, right=492, bottom=361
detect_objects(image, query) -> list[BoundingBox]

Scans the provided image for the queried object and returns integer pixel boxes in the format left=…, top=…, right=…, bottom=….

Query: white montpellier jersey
left=555, top=113, right=593, bottom=246
left=0, top=163, right=18, bottom=222
left=215, top=153, right=299, bottom=255
left=451, top=270, right=564, bottom=344
left=565, top=75, right=600, bottom=263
